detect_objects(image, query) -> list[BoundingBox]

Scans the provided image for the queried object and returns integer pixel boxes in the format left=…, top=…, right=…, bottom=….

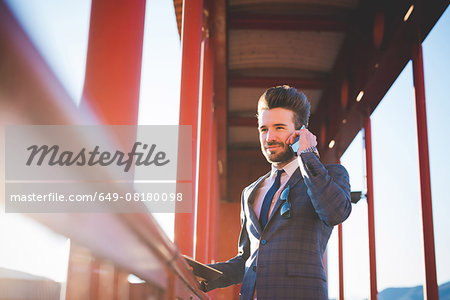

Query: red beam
left=338, top=224, right=344, bottom=300
left=229, top=76, right=325, bottom=89
left=81, top=0, right=145, bottom=125
left=206, top=120, right=219, bottom=300
left=212, top=0, right=228, bottom=202
left=364, top=116, right=378, bottom=300
left=412, top=43, right=439, bottom=300
left=229, top=14, right=348, bottom=31
left=90, top=260, right=100, bottom=300
left=209, top=116, right=219, bottom=265
left=196, top=36, right=214, bottom=263
left=338, top=159, right=344, bottom=300
left=175, top=0, right=203, bottom=257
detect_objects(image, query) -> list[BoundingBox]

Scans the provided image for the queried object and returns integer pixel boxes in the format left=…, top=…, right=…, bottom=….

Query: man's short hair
left=257, top=85, right=311, bottom=129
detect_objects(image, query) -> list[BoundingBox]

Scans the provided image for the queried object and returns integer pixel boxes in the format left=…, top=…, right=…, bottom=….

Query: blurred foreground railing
left=0, top=2, right=207, bottom=299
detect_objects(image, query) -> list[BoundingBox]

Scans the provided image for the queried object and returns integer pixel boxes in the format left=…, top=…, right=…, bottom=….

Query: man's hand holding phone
left=288, top=125, right=320, bottom=158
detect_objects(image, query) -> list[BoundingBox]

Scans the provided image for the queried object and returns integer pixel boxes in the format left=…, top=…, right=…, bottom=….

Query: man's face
left=258, top=108, right=296, bottom=165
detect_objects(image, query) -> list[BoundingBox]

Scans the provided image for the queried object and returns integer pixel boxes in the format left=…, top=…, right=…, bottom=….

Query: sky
left=1, top=1, right=449, bottom=299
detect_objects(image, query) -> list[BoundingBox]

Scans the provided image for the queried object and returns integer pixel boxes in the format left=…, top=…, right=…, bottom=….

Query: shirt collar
left=270, top=158, right=298, bottom=178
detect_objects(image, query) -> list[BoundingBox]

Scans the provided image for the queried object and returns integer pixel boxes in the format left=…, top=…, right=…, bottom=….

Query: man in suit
left=206, top=85, right=352, bottom=299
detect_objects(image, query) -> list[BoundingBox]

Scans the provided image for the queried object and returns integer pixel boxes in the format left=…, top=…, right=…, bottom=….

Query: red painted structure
left=81, top=0, right=146, bottom=125
left=364, top=116, right=378, bottom=300
left=209, top=118, right=219, bottom=264
left=196, top=34, right=215, bottom=263
left=175, top=0, right=204, bottom=257
left=412, top=43, right=439, bottom=300
left=228, top=76, right=325, bottom=89
left=228, top=14, right=348, bottom=32
left=338, top=224, right=344, bottom=300
left=1, top=0, right=447, bottom=298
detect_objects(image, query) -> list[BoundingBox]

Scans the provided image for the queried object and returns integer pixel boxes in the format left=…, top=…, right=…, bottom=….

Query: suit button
left=252, top=266, right=256, bottom=272
left=261, top=239, right=267, bottom=245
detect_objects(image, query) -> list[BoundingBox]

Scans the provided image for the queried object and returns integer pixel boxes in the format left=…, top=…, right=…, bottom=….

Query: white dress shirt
left=252, top=158, right=299, bottom=220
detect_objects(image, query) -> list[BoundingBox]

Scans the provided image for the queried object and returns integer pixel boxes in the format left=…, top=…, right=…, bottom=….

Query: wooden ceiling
left=173, top=0, right=448, bottom=201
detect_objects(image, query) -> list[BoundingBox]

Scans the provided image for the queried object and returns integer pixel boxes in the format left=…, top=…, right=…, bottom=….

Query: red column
left=81, top=0, right=146, bottom=125
left=412, top=43, right=439, bottom=300
left=207, top=116, right=220, bottom=300
left=364, top=116, right=378, bottom=300
left=338, top=224, right=344, bottom=300
left=209, top=116, right=219, bottom=264
left=174, top=0, right=203, bottom=257
left=337, top=159, right=344, bottom=300
left=196, top=35, right=215, bottom=263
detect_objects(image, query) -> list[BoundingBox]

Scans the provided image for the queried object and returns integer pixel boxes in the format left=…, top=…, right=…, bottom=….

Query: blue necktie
left=259, top=169, right=284, bottom=229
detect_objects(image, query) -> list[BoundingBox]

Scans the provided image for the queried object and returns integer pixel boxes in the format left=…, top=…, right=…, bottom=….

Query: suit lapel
left=267, top=167, right=303, bottom=224
left=244, top=172, right=270, bottom=234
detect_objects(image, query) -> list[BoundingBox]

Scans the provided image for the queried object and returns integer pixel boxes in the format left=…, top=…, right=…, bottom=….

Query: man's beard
left=262, top=141, right=294, bottom=164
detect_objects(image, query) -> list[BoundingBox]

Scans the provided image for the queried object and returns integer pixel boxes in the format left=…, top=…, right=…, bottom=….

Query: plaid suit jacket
left=207, top=152, right=352, bottom=300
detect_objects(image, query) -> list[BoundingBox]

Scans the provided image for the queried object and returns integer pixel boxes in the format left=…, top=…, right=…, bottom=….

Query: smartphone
left=290, top=136, right=300, bottom=154
left=289, top=125, right=305, bottom=154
